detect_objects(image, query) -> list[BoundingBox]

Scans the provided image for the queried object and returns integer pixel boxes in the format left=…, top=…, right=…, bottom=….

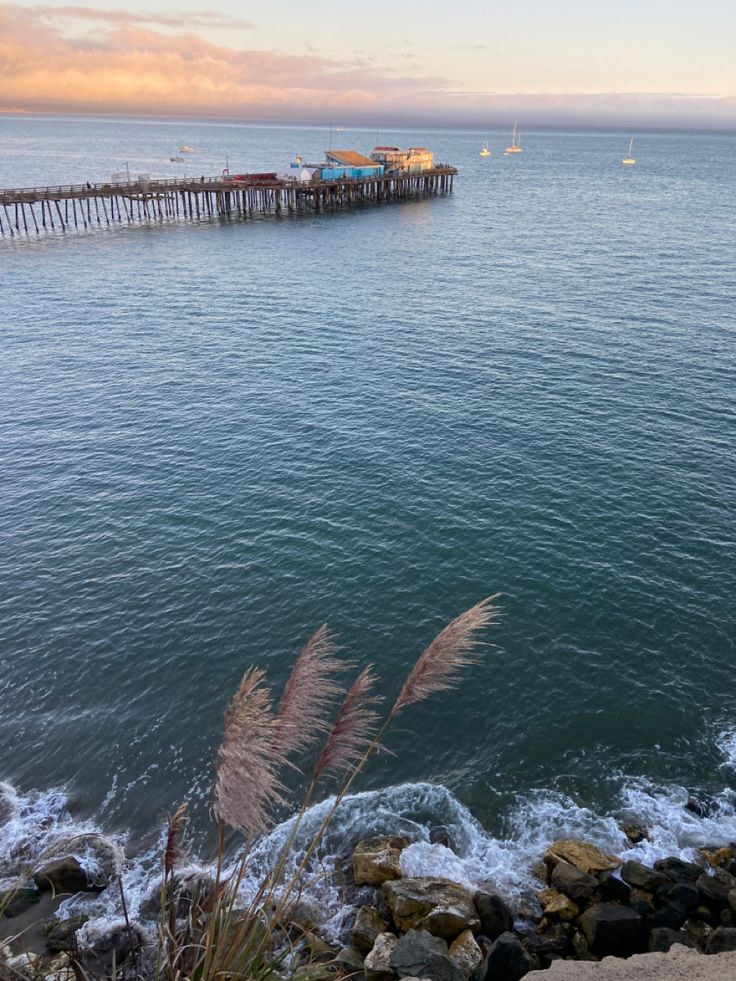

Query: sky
left=1, top=1, right=735, bottom=128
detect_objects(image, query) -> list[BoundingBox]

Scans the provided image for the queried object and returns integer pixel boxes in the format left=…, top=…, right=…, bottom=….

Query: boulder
left=730, top=888, right=736, bottom=913
left=383, top=878, right=479, bottom=940
left=699, top=846, right=733, bottom=869
left=698, top=869, right=736, bottom=910
left=80, top=921, right=146, bottom=972
left=1, top=886, right=40, bottom=918
left=46, top=915, right=90, bottom=953
left=647, top=927, right=697, bottom=953
left=354, top=906, right=390, bottom=955
left=336, top=946, right=366, bottom=973
left=448, top=929, right=483, bottom=979
left=522, top=924, right=572, bottom=967
left=389, top=929, right=462, bottom=981
left=537, top=889, right=578, bottom=923
left=483, top=932, right=534, bottom=981
left=543, top=840, right=620, bottom=876
left=474, top=889, right=513, bottom=941
left=704, top=926, right=736, bottom=954
left=620, top=824, right=647, bottom=845
left=430, top=828, right=453, bottom=850
left=653, top=857, right=702, bottom=883
left=685, top=793, right=720, bottom=819
left=354, top=837, right=409, bottom=886
left=621, top=860, right=670, bottom=893
left=33, top=834, right=123, bottom=893
left=578, top=902, right=643, bottom=958
left=647, top=900, right=688, bottom=931
left=364, top=932, right=398, bottom=981
left=684, top=916, right=712, bottom=947
left=596, top=872, right=630, bottom=905
left=658, top=881, right=700, bottom=911
left=549, top=862, right=599, bottom=904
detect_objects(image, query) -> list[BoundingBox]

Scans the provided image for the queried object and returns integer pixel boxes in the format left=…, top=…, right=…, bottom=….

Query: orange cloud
left=0, top=3, right=734, bottom=128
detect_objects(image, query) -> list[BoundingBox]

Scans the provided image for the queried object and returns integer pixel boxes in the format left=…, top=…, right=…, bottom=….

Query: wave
left=2, top=730, right=736, bottom=945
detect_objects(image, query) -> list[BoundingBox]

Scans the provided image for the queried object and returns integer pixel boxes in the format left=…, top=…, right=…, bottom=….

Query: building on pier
left=321, top=150, right=385, bottom=180
left=370, top=146, right=434, bottom=174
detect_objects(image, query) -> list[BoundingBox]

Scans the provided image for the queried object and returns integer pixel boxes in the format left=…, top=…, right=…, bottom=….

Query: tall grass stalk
left=156, top=596, right=500, bottom=981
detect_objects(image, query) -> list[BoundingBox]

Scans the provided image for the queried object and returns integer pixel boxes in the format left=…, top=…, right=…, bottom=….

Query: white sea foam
left=3, top=728, right=736, bottom=945
left=716, top=727, right=736, bottom=770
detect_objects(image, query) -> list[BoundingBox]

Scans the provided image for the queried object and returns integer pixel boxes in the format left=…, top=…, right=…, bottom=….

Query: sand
left=526, top=944, right=736, bottom=980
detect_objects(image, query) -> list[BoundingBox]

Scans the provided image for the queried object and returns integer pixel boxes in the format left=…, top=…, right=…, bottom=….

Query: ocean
left=1, top=115, right=735, bottom=932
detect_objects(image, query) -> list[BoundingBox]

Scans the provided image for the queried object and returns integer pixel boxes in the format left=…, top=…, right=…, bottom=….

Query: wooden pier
left=0, top=167, right=457, bottom=238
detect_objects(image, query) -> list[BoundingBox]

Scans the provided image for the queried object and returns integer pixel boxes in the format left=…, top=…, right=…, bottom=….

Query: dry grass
left=156, top=596, right=499, bottom=981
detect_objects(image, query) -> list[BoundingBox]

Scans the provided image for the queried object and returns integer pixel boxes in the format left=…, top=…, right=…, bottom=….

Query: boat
left=480, top=141, right=491, bottom=157
left=179, top=146, right=195, bottom=153
left=170, top=155, right=184, bottom=162
left=504, top=123, right=523, bottom=154
left=623, top=137, right=636, bottom=165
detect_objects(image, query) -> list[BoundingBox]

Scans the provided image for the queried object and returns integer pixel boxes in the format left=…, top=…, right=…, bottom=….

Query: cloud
left=0, top=3, right=734, bottom=128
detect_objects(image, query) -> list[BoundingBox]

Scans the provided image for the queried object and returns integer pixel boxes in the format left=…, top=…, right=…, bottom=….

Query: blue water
left=1, top=117, right=735, bottom=860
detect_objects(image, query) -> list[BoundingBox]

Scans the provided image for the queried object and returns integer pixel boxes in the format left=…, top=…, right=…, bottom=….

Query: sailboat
left=504, top=123, right=523, bottom=154
left=480, top=141, right=491, bottom=157
left=623, top=137, right=636, bottom=165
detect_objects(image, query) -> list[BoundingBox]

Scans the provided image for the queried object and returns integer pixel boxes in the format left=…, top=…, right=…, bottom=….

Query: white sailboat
left=480, top=141, right=491, bottom=157
left=504, top=123, right=523, bottom=154
left=623, top=137, right=636, bottom=165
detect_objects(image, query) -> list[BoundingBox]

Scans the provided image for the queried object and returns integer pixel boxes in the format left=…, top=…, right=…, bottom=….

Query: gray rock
left=704, top=926, right=736, bottom=954
left=33, top=834, right=123, bottom=893
left=473, top=889, right=513, bottom=941
left=354, top=906, right=390, bottom=955
left=658, top=881, right=700, bottom=911
left=483, top=932, right=534, bottom=981
left=621, top=860, right=670, bottom=893
left=45, top=915, right=90, bottom=953
left=383, top=878, right=480, bottom=940
left=647, top=927, right=697, bottom=953
left=647, top=900, right=688, bottom=932
left=578, top=902, right=643, bottom=958
left=549, top=862, right=599, bottom=905
left=337, top=946, right=366, bottom=972
left=390, top=929, right=462, bottom=981
left=653, top=857, right=702, bottom=883
left=698, top=869, right=736, bottom=910
left=430, top=828, right=453, bottom=850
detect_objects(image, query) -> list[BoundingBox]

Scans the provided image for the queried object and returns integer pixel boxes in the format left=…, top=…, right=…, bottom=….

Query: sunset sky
left=1, top=0, right=735, bottom=127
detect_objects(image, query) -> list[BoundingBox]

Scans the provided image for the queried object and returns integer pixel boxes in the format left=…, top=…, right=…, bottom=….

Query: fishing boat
left=179, top=146, right=195, bottom=153
left=480, top=141, right=491, bottom=157
left=504, top=123, right=523, bottom=154
left=170, top=155, right=184, bottom=162
left=623, top=137, right=636, bottom=165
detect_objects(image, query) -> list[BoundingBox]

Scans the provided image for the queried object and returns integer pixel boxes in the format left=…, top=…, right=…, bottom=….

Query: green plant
left=156, top=596, right=499, bottom=981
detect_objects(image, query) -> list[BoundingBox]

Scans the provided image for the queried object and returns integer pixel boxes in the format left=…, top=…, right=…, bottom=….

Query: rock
left=685, top=916, right=713, bottom=946
left=523, top=924, right=572, bottom=967
left=354, top=907, right=390, bottom=955
left=1, top=886, right=40, bottom=917
left=337, top=946, right=366, bottom=973
left=698, top=869, right=736, bottom=910
left=45, top=915, right=90, bottom=953
left=549, top=862, right=599, bottom=905
left=704, top=926, right=736, bottom=954
left=45, top=951, right=76, bottom=981
left=579, top=902, right=643, bottom=958
left=571, top=930, right=596, bottom=961
left=721, top=909, right=735, bottom=928
left=430, top=828, right=453, bottom=851
left=364, top=932, right=398, bottom=981
left=730, top=888, right=736, bottom=913
left=699, top=846, right=733, bottom=869
left=389, top=930, right=461, bottom=981
left=537, top=889, right=578, bottom=923
left=33, top=834, right=123, bottom=893
left=629, top=887, right=655, bottom=919
left=653, top=857, right=702, bottom=883
left=596, top=872, right=631, bottom=905
left=621, top=860, right=670, bottom=893
left=448, top=929, right=483, bottom=979
left=647, top=900, right=688, bottom=932
left=383, top=878, right=480, bottom=940
left=354, top=838, right=410, bottom=887
left=474, top=889, right=514, bottom=941
left=543, top=840, right=621, bottom=876
left=658, top=881, right=700, bottom=911
left=484, top=932, right=534, bottom=981
left=685, top=793, right=720, bottom=819
left=647, top=927, right=697, bottom=952
left=620, top=824, right=647, bottom=845
left=81, top=921, right=146, bottom=972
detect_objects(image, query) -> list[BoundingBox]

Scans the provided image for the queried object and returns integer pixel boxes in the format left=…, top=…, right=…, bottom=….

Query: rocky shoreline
left=4, top=813, right=736, bottom=981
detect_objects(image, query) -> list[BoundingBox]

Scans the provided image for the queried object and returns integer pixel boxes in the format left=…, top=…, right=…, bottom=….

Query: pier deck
left=0, top=166, right=457, bottom=237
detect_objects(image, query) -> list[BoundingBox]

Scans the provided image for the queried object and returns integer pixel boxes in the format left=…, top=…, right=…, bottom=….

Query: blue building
left=320, top=150, right=385, bottom=180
